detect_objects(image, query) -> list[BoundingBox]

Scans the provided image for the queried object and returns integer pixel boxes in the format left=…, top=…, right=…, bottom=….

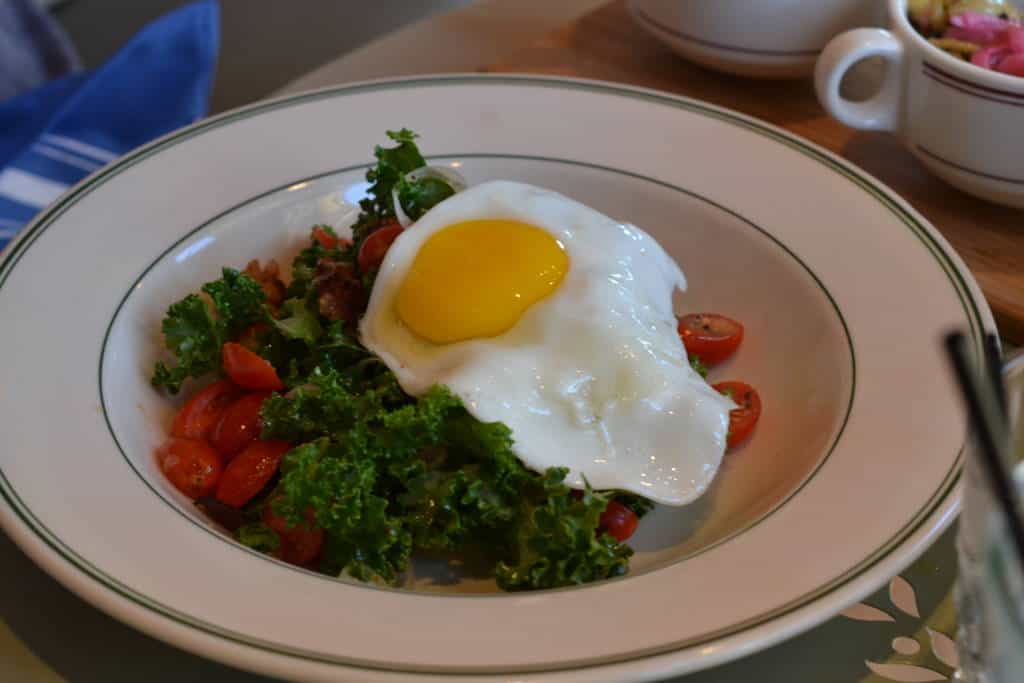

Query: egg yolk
left=395, top=220, right=568, bottom=344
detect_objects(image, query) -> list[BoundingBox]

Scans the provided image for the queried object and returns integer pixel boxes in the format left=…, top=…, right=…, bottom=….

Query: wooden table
left=484, top=0, right=1024, bottom=342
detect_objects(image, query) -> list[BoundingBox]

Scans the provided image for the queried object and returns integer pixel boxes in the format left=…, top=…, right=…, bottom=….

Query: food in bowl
left=149, top=130, right=762, bottom=591
left=909, top=0, right=1024, bottom=75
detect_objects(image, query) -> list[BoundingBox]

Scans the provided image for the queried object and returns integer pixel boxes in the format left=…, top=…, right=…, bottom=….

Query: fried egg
left=359, top=180, right=733, bottom=505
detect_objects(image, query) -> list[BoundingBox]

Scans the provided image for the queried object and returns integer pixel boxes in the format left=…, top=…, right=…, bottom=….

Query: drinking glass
left=955, top=350, right=1024, bottom=682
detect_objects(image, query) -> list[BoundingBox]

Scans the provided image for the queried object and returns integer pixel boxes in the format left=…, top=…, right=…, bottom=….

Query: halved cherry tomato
left=357, top=222, right=403, bottom=273
left=156, top=437, right=223, bottom=499
left=678, top=313, right=744, bottom=366
left=222, top=342, right=284, bottom=391
left=211, top=392, right=271, bottom=458
left=713, top=381, right=762, bottom=449
left=264, top=498, right=325, bottom=566
left=312, top=226, right=339, bottom=250
left=599, top=500, right=639, bottom=542
left=170, top=379, right=241, bottom=441
left=215, top=440, right=291, bottom=508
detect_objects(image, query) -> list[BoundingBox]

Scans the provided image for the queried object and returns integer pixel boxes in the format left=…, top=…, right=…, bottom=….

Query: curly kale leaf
left=272, top=439, right=413, bottom=584
left=349, top=130, right=455, bottom=257
left=395, top=175, right=455, bottom=222
left=271, top=298, right=322, bottom=345
left=286, top=240, right=328, bottom=300
left=396, top=415, right=529, bottom=552
left=318, top=321, right=371, bottom=366
left=348, top=129, right=425, bottom=249
left=263, top=374, right=534, bottom=583
left=260, top=366, right=406, bottom=443
left=151, top=269, right=268, bottom=393
left=362, top=128, right=426, bottom=220
left=260, top=363, right=636, bottom=588
left=151, top=295, right=221, bottom=393
left=201, top=268, right=267, bottom=337
left=495, top=470, right=633, bottom=591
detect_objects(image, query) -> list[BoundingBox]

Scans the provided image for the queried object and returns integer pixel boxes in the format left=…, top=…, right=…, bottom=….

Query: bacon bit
left=244, top=259, right=287, bottom=308
left=311, top=226, right=352, bottom=251
left=312, top=226, right=338, bottom=250
left=313, top=258, right=366, bottom=323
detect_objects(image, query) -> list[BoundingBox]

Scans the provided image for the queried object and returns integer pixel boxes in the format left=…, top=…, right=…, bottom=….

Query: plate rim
left=0, top=74, right=991, bottom=680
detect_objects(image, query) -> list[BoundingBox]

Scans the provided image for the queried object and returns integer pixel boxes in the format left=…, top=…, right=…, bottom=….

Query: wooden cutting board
left=484, top=0, right=1024, bottom=343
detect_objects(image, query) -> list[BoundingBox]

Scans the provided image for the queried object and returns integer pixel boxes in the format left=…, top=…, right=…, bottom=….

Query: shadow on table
left=0, top=531, right=273, bottom=682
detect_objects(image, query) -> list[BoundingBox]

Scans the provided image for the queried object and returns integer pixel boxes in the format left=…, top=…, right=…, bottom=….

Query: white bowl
left=628, top=0, right=885, bottom=78
left=0, top=75, right=991, bottom=681
left=816, top=0, right=1024, bottom=208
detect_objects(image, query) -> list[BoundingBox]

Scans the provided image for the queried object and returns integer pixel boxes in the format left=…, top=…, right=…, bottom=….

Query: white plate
left=0, top=75, right=989, bottom=682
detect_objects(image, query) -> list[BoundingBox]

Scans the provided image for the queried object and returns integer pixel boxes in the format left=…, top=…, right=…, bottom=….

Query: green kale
left=201, top=268, right=267, bottom=337
left=260, top=366, right=635, bottom=589
left=286, top=240, right=327, bottom=300
left=395, top=175, right=455, bottom=222
left=151, top=269, right=268, bottom=393
left=495, top=470, right=633, bottom=591
left=271, top=298, right=322, bottom=345
left=318, top=321, right=371, bottom=366
left=273, top=439, right=413, bottom=583
left=350, top=129, right=427, bottom=251
left=398, top=414, right=529, bottom=552
left=349, top=129, right=457, bottom=266
left=260, top=366, right=407, bottom=443
left=362, top=129, right=426, bottom=220
left=690, top=355, right=708, bottom=379
left=151, top=295, right=221, bottom=393
left=237, top=522, right=281, bottom=553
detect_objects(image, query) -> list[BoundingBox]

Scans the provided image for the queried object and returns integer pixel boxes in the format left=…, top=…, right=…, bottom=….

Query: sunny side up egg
left=359, top=180, right=734, bottom=506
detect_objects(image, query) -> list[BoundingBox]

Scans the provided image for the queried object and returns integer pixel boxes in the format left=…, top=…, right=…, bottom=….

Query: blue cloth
left=0, top=0, right=82, bottom=102
left=0, top=1, right=220, bottom=248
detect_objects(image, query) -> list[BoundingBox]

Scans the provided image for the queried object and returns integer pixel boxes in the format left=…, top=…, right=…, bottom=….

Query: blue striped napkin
left=0, top=1, right=220, bottom=250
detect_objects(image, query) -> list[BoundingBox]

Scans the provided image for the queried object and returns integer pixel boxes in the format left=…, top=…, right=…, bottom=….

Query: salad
left=909, top=0, right=1024, bottom=75
left=149, top=130, right=762, bottom=592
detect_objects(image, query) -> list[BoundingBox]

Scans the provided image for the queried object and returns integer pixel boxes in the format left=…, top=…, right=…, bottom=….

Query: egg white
left=359, top=180, right=734, bottom=505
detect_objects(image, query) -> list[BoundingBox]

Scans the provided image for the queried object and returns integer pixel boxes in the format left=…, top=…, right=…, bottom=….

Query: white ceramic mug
left=816, top=0, right=1024, bottom=208
left=627, top=0, right=885, bottom=79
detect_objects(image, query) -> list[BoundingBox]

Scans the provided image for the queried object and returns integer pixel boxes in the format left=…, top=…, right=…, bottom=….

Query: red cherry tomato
left=312, top=226, right=338, bottom=250
left=222, top=342, right=284, bottom=391
left=215, top=440, right=291, bottom=508
left=713, top=381, right=762, bottom=449
left=357, top=222, right=403, bottom=273
left=677, top=313, right=745, bottom=366
left=170, top=379, right=241, bottom=441
left=156, top=437, right=223, bottom=499
left=599, top=501, right=639, bottom=543
left=211, top=392, right=271, bottom=458
left=264, top=499, right=325, bottom=566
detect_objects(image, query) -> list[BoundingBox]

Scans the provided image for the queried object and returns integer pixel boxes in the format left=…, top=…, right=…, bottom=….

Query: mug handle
left=814, top=28, right=905, bottom=132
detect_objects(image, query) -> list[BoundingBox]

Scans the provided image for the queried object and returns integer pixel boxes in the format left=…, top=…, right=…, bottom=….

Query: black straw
left=945, top=331, right=1024, bottom=571
left=985, top=333, right=1007, bottom=418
